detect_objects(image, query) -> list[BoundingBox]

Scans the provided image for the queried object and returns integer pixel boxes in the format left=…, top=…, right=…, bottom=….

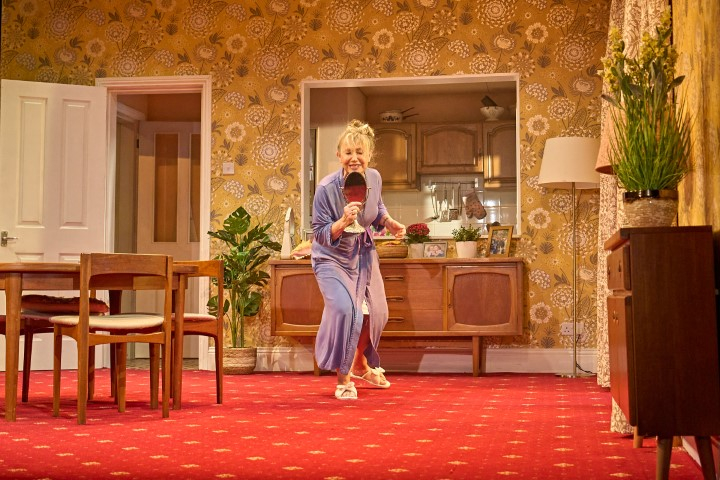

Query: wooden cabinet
left=417, top=123, right=482, bottom=174
left=270, top=258, right=524, bottom=376
left=483, top=121, right=516, bottom=185
left=371, top=123, right=418, bottom=191
left=604, top=226, right=720, bottom=479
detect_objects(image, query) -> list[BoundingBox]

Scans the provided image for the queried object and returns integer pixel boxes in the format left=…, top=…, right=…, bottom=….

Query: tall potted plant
left=601, top=9, right=691, bottom=226
left=208, top=206, right=281, bottom=374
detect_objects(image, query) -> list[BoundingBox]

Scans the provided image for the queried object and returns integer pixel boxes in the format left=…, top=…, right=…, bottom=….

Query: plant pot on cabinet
left=408, top=243, right=424, bottom=259
left=622, top=190, right=678, bottom=227
left=223, top=346, right=257, bottom=374
left=455, top=241, right=478, bottom=258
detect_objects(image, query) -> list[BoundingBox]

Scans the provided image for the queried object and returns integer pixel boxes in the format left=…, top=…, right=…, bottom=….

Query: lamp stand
left=558, top=182, right=589, bottom=378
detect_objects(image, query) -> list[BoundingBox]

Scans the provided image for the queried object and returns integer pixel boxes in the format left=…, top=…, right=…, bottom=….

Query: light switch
left=222, top=162, right=235, bottom=175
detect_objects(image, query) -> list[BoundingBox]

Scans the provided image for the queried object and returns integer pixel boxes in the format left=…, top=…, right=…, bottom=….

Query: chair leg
left=161, top=341, right=171, bottom=418
left=215, top=337, right=223, bottom=404
left=88, top=346, right=95, bottom=401
left=116, top=344, right=127, bottom=413
left=149, top=344, right=159, bottom=410
left=22, top=329, right=34, bottom=403
left=52, top=327, right=63, bottom=417
left=110, top=344, right=117, bottom=400
left=76, top=337, right=89, bottom=425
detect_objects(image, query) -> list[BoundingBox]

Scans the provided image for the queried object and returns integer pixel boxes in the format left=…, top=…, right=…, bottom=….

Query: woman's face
left=337, top=140, right=369, bottom=175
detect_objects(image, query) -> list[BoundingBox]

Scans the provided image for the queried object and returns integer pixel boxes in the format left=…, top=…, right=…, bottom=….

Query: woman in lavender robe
left=311, top=120, right=406, bottom=400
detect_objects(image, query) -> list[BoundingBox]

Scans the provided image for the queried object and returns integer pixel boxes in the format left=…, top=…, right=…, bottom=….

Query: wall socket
left=560, top=321, right=584, bottom=336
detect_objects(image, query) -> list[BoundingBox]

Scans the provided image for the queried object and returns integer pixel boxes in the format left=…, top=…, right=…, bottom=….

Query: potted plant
left=208, top=206, right=281, bottom=374
left=451, top=224, right=482, bottom=258
left=601, top=9, right=691, bottom=226
left=405, top=223, right=431, bottom=258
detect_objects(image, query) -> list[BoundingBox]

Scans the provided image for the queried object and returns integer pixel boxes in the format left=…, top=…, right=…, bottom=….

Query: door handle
left=1, top=231, right=18, bottom=247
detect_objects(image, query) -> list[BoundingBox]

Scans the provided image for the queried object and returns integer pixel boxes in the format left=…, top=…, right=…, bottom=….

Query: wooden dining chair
left=170, top=259, right=224, bottom=408
left=50, top=253, right=174, bottom=425
left=0, top=295, right=109, bottom=403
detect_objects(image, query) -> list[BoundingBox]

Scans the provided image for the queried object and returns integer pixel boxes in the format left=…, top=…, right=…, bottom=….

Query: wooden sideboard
left=269, top=257, right=524, bottom=376
left=604, top=226, right=720, bottom=480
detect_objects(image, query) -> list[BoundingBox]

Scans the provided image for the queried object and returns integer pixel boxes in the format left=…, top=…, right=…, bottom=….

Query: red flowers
left=406, top=223, right=431, bottom=244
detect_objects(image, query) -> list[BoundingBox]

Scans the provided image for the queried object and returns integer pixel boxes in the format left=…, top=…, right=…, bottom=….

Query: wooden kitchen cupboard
left=270, top=258, right=524, bottom=376
left=604, top=226, right=719, bottom=480
left=371, top=123, right=418, bottom=191
left=416, top=123, right=483, bottom=174
left=483, top=121, right=516, bottom=184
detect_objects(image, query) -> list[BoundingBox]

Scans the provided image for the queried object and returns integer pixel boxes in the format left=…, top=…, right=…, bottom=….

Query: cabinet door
left=483, top=121, right=516, bottom=183
left=417, top=123, right=482, bottom=173
left=372, top=123, right=418, bottom=191
left=445, top=264, right=522, bottom=335
left=270, top=265, right=323, bottom=335
left=607, top=295, right=634, bottom=425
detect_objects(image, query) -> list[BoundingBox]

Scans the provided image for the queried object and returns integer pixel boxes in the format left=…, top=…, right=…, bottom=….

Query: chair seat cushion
left=21, top=294, right=109, bottom=314
left=172, top=313, right=215, bottom=322
left=50, top=313, right=164, bottom=330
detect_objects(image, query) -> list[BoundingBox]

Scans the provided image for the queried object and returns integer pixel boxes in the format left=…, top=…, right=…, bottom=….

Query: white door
left=134, top=121, right=201, bottom=358
left=0, top=79, right=108, bottom=370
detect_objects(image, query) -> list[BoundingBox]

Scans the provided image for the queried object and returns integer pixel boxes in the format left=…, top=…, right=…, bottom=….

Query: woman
left=311, top=119, right=406, bottom=400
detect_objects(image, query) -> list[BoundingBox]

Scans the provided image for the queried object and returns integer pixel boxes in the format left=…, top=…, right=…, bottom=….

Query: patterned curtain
left=595, top=0, right=668, bottom=435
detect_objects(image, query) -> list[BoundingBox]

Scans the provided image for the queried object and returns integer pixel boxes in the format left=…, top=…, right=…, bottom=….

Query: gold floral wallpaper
left=1, top=0, right=612, bottom=353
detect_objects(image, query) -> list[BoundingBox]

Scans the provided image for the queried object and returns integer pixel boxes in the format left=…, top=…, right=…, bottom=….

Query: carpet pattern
left=0, top=370, right=705, bottom=479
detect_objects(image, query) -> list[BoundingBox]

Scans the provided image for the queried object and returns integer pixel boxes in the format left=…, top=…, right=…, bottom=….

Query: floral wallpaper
left=1, top=0, right=611, bottom=353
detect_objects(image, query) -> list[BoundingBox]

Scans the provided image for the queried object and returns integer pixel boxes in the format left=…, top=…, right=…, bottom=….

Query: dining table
left=0, top=260, right=196, bottom=421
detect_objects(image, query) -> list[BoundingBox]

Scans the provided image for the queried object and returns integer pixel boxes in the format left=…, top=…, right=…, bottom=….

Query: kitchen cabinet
left=483, top=121, right=516, bottom=185
left=417, top=123, right=482, bottom=174
left=604, top=226, right=719, bottom=480
left=371, top=123, right=418, bottom=190
left=270, top=258, right=524, bottom=376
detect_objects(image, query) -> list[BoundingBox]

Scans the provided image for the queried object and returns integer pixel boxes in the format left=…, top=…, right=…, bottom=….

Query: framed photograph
left=423, top=241, right=448, bottom=258
left=487, top=225, right=513, bottom=257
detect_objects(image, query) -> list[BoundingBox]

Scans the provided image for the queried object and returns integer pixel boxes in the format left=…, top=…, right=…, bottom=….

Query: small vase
left=455, top=241, right=478, bottom=258
left=623, top=190, right=678, bottom=227
left=408, top=243, right=424, bottom=259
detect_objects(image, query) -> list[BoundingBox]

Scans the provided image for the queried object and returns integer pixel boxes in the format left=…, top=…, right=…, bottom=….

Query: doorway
left=97, top=76, right=213, bottom=370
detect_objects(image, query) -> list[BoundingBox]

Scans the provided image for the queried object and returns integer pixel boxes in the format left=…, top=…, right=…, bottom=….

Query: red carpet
left=0, top=370, right=705, bottom=479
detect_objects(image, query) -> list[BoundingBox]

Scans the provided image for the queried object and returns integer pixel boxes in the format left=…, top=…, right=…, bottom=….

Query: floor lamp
left=538, top=137, right=600, bottom=378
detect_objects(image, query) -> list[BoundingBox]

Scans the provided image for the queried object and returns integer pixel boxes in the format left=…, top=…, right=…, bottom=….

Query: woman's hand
left=342, top=201, right=363, bottom=227
left=385, top=218, right=406, bottom=239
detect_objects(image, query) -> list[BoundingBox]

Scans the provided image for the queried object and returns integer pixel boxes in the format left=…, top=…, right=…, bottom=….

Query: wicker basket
left=376, top=243, right=408, bottom=258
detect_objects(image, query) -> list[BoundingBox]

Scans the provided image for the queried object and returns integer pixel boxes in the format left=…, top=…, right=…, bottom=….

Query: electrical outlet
left=560, top=322, right=584, bottom=336
left=222, top=162, right=235, bottom=175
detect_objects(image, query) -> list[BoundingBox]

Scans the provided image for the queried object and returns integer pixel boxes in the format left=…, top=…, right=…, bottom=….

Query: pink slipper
left=350, top=367, right=391, bottom=389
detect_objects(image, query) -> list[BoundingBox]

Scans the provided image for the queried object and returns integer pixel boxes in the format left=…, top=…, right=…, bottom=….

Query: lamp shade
left=538, top=137, right=601, bottom=189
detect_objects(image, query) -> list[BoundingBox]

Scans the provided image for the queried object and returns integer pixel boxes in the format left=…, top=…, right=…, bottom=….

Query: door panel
left=0, top=79, right=108, bottom=370
left=135, top=121, right=201, bottom=358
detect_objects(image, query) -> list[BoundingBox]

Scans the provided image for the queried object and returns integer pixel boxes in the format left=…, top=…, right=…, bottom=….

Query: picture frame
left=423, top=241, right=448, bottom=258
left=487, top=225, right=513, bottom=257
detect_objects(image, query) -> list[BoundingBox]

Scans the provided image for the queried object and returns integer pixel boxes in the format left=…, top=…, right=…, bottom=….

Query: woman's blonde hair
left=336, top=119, right=375, bottom=156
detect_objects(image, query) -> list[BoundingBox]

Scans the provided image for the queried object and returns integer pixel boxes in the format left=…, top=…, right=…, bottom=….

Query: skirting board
left=249, top=345, right=598, bottom=375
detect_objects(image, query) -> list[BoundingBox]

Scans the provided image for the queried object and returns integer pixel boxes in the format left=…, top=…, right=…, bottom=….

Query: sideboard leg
left=656, top=436, right=672, bottom=480
left=472, top=336, right=483, bottom=377
left=633, top=427, right=643, bottom=448
left=695, top=436, right=716, bottom=480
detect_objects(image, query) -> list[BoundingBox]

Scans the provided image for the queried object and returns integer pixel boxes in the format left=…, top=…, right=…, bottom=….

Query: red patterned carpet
left=0, top=370, right=705, bottom=479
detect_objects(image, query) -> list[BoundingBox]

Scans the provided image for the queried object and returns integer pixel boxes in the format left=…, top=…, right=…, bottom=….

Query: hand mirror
left=341, top=171, right=368, bottom=234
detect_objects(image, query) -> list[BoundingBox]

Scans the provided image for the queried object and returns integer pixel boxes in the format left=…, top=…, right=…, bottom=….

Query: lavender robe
left=311, top=168, right=389, bottom=374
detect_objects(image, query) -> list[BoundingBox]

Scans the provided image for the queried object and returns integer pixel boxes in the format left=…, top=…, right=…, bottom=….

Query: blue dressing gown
left=311, top=167, right=389, bottom=374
